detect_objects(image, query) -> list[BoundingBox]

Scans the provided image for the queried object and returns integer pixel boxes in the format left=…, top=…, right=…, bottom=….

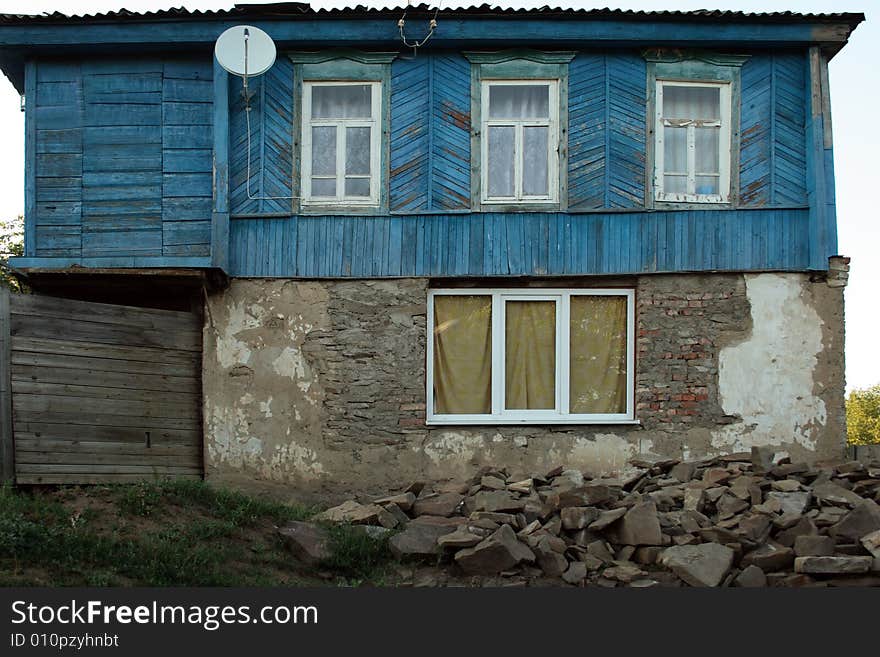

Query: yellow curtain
left=570, top=295, right=628, bottom=414
left=433, top=295, right=492, bottom=414
left=505, top=300, right=556, bottom=410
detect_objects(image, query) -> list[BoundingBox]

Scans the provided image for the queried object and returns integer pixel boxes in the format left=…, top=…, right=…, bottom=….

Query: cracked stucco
left=201, top=274, right=845, bottom=502
left=713, top=274, right=828, bottom=454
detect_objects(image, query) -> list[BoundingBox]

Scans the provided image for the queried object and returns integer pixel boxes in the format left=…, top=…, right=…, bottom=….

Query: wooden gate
left=0, top=290, right=203, bottom=484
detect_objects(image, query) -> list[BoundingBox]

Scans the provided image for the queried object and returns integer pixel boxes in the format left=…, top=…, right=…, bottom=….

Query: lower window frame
left=426, top=288, right=637, bottom=425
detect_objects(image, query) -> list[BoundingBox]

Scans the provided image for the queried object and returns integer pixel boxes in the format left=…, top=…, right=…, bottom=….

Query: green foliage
left=847, top=384, right=880, bottom=445
left=0, top=482, right=315, bottom=586
left=319, top=523, right=395, bottom=583
left=0, top=215, right=24, bottom=292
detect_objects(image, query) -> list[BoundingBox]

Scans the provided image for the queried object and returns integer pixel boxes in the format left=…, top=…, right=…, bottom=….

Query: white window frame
left=654, top=79, right=732, bottom=204
left=301, top=80, right=381, bottom=207
left=480, top=79, right=560, bottom=205
left=426, top=288, right=637, bottom=425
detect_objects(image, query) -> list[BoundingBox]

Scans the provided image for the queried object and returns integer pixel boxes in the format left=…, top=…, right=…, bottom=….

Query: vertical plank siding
left=229, top=208, right=810, bottom=277
left=27, top=49, right=826, bottom=277
left=8, top=294, right=203, bottom=484
left=430, top=53, right=471, bottom=211
left=567, top=53, right=646, bottom=210
left=390, top=56, right=430, bottom=212
left=388, top=52, right=471, bottom=212
left=739, top=53, right=807, bottom=208
left=228, top=57, right=295, bottom=215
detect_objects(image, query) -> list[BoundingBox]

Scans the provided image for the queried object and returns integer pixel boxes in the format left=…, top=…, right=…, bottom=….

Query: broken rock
left=389, top=524, right=456, bottom=560
left=734, top=565, right=767, bottom=588
left=794, top=556, right=873, bottom=575
left=278, top=521, right=330, bottom=565
left=829, top=500, right=880, bottom=542
left=454, top=524, right=536, bottom=575
left=316, top=501, right=389, bottom=525
left=794, top=535, right=835, bottom=557
left=412, top=492, right=464, bottom=517
left=605, top=501, right=663, bottom=546
left=661, top=543, right=735, bottom=587
left=560, top=506, right=600, bottom=530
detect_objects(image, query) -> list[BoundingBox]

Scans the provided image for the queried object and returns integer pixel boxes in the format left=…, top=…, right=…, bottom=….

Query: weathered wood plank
left=0, top=290, right=13, bottom=483
left=13, top=393, right=199, bottom=421
left=11, top=354, right=198, bottom=380
left=13, top=409, right=199, bottom=431
left=10, top=315, right=200, bottom=352
left=12, top=380, right=199, bottom=405
left=12, top=335, right=199, bottom=366
left=15, top=463, right=201, bottom=475
left=10, top=293, right=198, bottom=329
left=15, top=450, right=201, bottom=467
left=14, top=423, right=199, bottom=446
left=16, top=473, right=201, bottom=485
left=15, top=438, right=200, bottom=457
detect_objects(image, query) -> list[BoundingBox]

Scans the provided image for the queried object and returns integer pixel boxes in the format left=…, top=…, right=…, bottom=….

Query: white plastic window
left=426, top=288, right=636, bottom=425
left=654, top=80, right=731, bottom=203
left=481, top=80, right=559, bottom=204
left=302, top=81, right=381, bottom=206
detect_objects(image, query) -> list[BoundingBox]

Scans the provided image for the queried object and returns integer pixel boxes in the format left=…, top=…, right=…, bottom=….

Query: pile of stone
left=279, top=448, right=880, bottom=587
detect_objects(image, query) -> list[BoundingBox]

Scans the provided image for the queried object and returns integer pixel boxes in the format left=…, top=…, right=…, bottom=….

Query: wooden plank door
left=6, top=292, right=203, bottom=484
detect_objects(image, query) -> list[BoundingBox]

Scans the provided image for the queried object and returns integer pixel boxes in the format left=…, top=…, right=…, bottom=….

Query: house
left=0, top=4, right=863, bottom=498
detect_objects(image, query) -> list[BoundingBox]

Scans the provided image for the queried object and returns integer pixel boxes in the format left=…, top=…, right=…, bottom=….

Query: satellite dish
left=214, top=25, right=277, bottom=77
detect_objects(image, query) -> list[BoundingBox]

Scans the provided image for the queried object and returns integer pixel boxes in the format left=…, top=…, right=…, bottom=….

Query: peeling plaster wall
left=202, top=273, right=845, bottom=502
left=713, top=273, right=846, bottom=461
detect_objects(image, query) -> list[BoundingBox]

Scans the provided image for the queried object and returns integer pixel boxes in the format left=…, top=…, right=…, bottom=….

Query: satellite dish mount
left=214, top=26, right=297, bottom=202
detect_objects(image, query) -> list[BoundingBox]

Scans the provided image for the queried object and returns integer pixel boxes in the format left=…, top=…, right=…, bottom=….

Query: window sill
left=426, top=417, right=641, bottom=426
left=477, top=202, right=561, bottom=213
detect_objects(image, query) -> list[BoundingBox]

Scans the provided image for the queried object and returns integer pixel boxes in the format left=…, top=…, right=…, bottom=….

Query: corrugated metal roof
left=0, top=3, right=866, bottom=25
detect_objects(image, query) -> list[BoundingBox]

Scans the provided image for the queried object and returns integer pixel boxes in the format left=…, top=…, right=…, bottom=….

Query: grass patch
left=319, top=524, right=396, bottom=584
left=0, top=481, right=373, bottom=587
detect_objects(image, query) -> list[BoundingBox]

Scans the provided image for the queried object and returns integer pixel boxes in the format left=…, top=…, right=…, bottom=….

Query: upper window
left=653, top=80, right=732, bottom=204
left=301, top=81, right=381, bottom=206
left=427, top=289, right=635, bottom=424
left=480, top=80, right=560, bottom=205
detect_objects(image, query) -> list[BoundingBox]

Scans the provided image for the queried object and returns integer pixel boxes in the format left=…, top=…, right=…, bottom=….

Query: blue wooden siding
left=30, top=57, right=214, bottom=260
left=739, top=53, right=807, bottom=207
left=162, top=60, right=213, bottom=257
left=33, top=62, right=83, bottom=257
left=228, top=57, right=294, bottom=215
left=568, top=53, right=646, bottom=210
left=25, top=47, right=832, bottom=277
left=228, top=208, right=809, bottom=277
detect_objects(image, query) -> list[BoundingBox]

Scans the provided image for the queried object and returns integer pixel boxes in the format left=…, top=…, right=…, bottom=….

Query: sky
left=0, top=0, right=875, bottom=392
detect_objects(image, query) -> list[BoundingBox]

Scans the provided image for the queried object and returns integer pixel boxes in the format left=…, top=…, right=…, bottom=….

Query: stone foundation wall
left=202, top=272, right=846, bottom=503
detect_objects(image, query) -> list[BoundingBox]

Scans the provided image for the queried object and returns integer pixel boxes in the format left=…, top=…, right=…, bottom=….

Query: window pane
left=312, top=84, right=372, bottom=119
left=311, top=178, right=335, bottom=196
left=345, top=126, right=371, bottom=176
left=663, top=126, right=687, bottom=173
left=488, top=126, right=515, bottom=197
left=345, top=177, right=370, bottom=197
left=695, top=176, right=719, bottom=195
left=505, top=300, right=555, bottom=410
left=311, top=126, right=336, bottom=176
left=522, top=126, right=549, bottom=196
left=570, top=296, right=628, bottom=414
left=663, top=85, right=720, bottom=120
left=489, top=84, right=550, bottom=119
left=433, top=296, right=492, bottom=415
left=664, top=175, right=687, bottom=195
left=695, top=126, right=720, bottom=174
